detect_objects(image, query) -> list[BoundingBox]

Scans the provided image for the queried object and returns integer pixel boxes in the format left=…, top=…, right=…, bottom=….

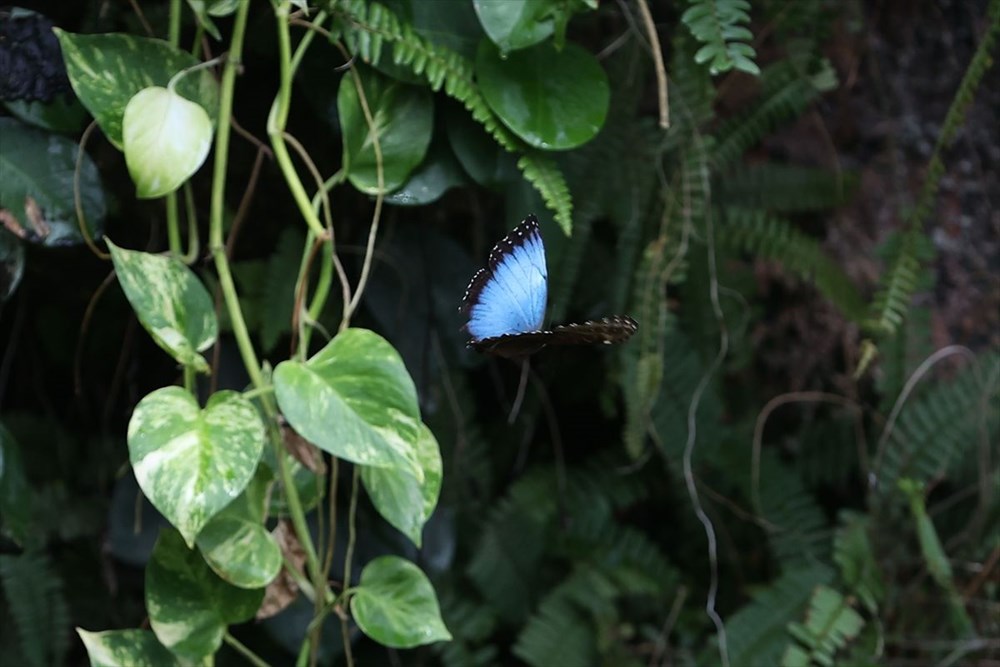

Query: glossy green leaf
left=77, top=629, right=179, bottom=667
left=54, top=30, right=219, bottom=150
left=274, top=329, right=422, bottom=477
left=107, top=239, right=217, bottom=372
left=351, top=555, right=451, bottom=648
left=3, top=96, right=87, bottom=133
left=410, top=0, right=484, bottom=59
left=0, top=232, right=24, bottom=302
left=185, top=0, right=221, bottom=40
left=444, top=104, right=518, bottom=187
left=127, top=387, right=264, bottom=546
left=122, top=86, right=213, bottom=199
left=476, top=39, right=609, bottom=150
left=196, top=470, right=281, bottom=589
left=473, top=0, right=554, bottom=53
left=146, top=529, right=263, bottom=661
left=0, top=117, right=105, bottom=247
left=196, top=515, right=281, bottom=590
left=385, top=135, right=466, bottom=206
left=338, top=66, right=434, bottom=194
left=361, top=424, right=443, bottom=547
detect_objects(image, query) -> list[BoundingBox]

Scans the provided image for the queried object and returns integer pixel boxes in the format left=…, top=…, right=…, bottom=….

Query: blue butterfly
left=461, top=214, right=638, bottom=357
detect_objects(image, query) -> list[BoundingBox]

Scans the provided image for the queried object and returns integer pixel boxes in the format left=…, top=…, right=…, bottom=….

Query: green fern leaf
left=681, top=0, right=760, bottom=75
left=877, top=351, right=1000, bottom=495
left=716, top=164, right=857, bottom=212
left=713, top=57, right=836, bottom=168
left=717, top=207, right=866, bottom=321
left=0, top=551, right=70, bottom=667
left=833, top=511, right=884, bottom=614
left=781, top=585, right=865, bottom=667
left=331, top=0, right=574, bottom=232
left=727, top=565, right=834, bottom=667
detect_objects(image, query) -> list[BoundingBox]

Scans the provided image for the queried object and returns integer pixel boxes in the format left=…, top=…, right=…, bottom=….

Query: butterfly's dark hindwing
left=470, top=316, right=638, bottom=358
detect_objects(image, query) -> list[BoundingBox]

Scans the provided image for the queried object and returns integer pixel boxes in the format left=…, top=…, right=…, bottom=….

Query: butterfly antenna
left=507, top=358, right=531, bottom=424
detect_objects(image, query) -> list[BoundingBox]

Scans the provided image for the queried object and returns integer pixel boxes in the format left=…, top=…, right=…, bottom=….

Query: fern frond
left=865, top=2, right=999, bottom=337
left=864, top=226, right=922, bottom=335
left=712, top=57, right=836, bottom=169
left=651, top=330, right=728, bottom=463
left=716, top=164, right=857, bottom=212
left=512, top=569, right=602, bottom=667
left=435, top=589, right=499, bottom=667
left=667, top=30, right=716, bottom=132
left=329, top=0, right=574, bottom=232
left=833, top=511, right=883, bottom=614
left=781, top=585, right=865, bottom=667
left=876, top=304, right=934, bottom=411
left=0, top=551, right=70, bottom=667
left=727, top=565, right=834, bottom=667
left=681, top=0, right=760, bottom=75
left=717, top=207, right=866, bottom=321
left=516, top=153, right=572, bottom=234
left=756, top=452, right=831, bottom=568
left=622, top=144, right=707, bottom=457
left=877, top=351, right=1000, bottom=496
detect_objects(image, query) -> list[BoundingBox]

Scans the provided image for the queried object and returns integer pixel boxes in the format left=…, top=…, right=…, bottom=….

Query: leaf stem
left=223, top=631, right=271, bottom=667
left=267, top=3, right=327, bottom=239
left=165, top=192, right=182, bottom=256
left=205, top=0, right=326, bottom=620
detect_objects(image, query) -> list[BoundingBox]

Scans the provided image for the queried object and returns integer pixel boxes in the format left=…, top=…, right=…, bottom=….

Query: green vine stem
left=165, top=192, right=181, bottom=256
left=206, top=0, right=327, bottom=614
left=268, top=3, right=327, bottom=239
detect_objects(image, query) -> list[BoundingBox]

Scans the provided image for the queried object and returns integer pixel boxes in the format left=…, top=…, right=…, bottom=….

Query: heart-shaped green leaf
left=338, top=66, right=433, bottom=195
left=0, top=117, right=106, bottom=247
left=196, top=470, right=281, bottom=589
left=361, top=424, right=443, bottom=547
left=473, top=0, right=555, bottom=53
left=123, top=86, right=213, bottom=199
left=146, top=529, right=263, bottom=661
left=274, top=329, right=421, bottom=478
left=351, top=555, right=451, bottom=648
left=476, top=39, right=609, bottom=150
left=107, top=239, right=217, bottom=372
left=128, top=387, right=264, bottom=546
left=54, top=30, right=219, bottom=150
left=384, top=135, right=467, bottom=207
left=77, top=629, right=179, bottom=667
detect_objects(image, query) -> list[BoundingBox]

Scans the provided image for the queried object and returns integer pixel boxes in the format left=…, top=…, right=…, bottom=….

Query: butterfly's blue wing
left=462, top=215, right=547, bottom=342
left=461, top=215, right=637, bottom=358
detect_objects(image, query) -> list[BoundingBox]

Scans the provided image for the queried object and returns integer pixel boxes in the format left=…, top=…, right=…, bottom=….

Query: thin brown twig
left=635, top=0, right=669, bottom=128
left=74, top=271, right=117, bottom=401
left=126, top=0, right=155, bottom=37
left=752, top=391, right=864, bottom=514
left=74, top=121, right=108, bottom=260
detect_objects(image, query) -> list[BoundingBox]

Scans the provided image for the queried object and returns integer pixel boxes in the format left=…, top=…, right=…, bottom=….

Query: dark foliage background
left=1, top=0, right=997, bottom=665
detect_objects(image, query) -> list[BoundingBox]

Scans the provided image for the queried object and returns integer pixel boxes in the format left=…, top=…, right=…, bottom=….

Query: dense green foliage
left=0, top=1, right=997, bottom=665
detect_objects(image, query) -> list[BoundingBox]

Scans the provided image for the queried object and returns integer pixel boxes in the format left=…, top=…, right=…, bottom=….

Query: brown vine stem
left=634, top=0, right=669, bottom=129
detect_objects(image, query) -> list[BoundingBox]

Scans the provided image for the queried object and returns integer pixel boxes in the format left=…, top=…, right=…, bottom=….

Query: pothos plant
left=0, top=0, right=631, bottom=664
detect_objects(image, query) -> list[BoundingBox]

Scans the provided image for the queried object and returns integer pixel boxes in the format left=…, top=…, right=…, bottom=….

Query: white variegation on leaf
left=127, top=387, right=264, bottom=546
left=77, top=628, right=179, bottom=666
left=273, top=328, right=423, bottom=479
left=146, top=529, right=263, bottom=661
left=123, top=86, right=213, bottom=198
left=351, top=555, right=452, bottom=648
left=361, top=423, right=442, bottom=547
left=196, top=469, right=282, bottom=589
left=107, top=239, right=217, bottom=372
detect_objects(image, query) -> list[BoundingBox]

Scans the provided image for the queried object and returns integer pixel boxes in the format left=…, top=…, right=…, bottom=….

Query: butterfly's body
left=460, top=215, right=637, bottom=358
